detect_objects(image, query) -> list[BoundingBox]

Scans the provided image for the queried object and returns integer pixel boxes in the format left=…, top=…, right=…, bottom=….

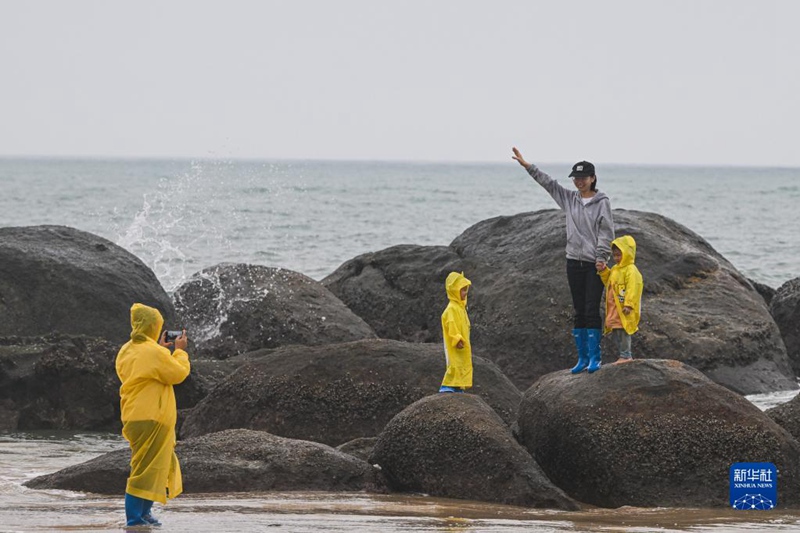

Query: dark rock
left=771, top=278, right=800, bottom=376
left=174, top=358, right=249, bottom=438
left=24, top=444, right=129, bottom=495
left=25, top=429, right=385, bottom=494
left=0, top=399, right=19, bottom=430
left=324, top=210, right=795, bottom=394
left=336, top=437, right=378, bottom=462
left=173, top=357, right=246, bottom=411
left=173, top=264, right=377, bottom=359
left=766, top=392, right=800, bottom=442
left=0, top=332, right=222, bottom=431
left=516, top=359, right=800, bottom=508
left=0, top=334, right=121, bottom=431
left=180, top=339, right=522, bottom=445
left=749, top=278, right=776, bottom=306
left=370, top=394, right=578, bottom=509
left=323, top=245, right=476, bottom=343
left=0, top=226, right=175, bottom=344
left=176, top=408, right=192, bottom=440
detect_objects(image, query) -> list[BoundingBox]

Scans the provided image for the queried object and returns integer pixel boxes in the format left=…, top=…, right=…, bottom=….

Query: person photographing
left=116, top=303, right=190, bottom=527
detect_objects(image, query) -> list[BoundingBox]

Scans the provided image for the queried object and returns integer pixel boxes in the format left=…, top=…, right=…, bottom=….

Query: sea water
left=1, top=158, right=797, bottom=291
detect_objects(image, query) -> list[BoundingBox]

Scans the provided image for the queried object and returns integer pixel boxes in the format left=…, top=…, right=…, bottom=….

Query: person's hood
left=585, top=190, right=609, bottom=205
left=129, top=303, right=164, bottom=343
left=445, top=271, right=472, bottom=306
left=612, top=235, right=636, bottom=268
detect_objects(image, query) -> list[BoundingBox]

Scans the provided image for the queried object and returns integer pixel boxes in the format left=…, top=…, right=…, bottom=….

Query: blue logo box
left=730, top=462, right=777, bottom=510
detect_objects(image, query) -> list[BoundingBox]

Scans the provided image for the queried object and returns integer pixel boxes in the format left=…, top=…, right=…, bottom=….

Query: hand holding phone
left=165, top=330, right=183, bottom=343
left=160, top=329, right=188, bottom=351
left=173, top=330, right=188, bottom=351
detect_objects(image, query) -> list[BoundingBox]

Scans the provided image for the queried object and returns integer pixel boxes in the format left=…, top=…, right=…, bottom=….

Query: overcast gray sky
left=1, top=1, right=798, bottom=166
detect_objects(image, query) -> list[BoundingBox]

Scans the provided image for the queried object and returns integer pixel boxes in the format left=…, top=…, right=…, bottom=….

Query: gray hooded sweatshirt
left=527, top=164, right=615, bottom=264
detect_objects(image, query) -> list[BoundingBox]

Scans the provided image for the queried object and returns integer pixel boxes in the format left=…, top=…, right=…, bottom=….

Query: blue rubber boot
left=570, top=328, right=589, bottom=374
left=586, top=328, right=603, bottom=373
left=141, top=499, right=161, bottom=526
left=124, top=493, right=148, bottom=526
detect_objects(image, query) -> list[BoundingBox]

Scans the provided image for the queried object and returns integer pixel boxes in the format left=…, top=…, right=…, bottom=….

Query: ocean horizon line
left=0, top=154, right=798, bottom=172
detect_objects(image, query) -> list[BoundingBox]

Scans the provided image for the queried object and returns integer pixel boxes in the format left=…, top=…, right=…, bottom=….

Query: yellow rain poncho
left=441, top=272, right=473, bottom=388
left=600, top=235, right=644, bottom=335
left=116, top=303, right=190, bottom=504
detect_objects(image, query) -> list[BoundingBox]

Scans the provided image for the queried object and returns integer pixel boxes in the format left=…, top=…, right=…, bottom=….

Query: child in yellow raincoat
left=440, top=271, right=472, bottom=392
left=116, top=303, right=190, bottom=527
left=598, top=235, right=643, bottom=363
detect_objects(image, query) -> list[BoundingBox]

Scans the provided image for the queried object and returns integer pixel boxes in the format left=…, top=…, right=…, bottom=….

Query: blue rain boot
left=141, top=499, right=161, bottom=526
left=586, top=328, right=603, bottom=373
left=570, top=328, right=589, bottom=374
left=125, top=492, right=148, bottom=526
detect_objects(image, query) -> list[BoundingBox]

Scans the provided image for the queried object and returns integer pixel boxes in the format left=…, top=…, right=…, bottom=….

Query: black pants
left=566, top=259, right=604, bottom=329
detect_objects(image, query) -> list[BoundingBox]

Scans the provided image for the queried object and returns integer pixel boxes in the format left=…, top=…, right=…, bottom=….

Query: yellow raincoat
left=116, top=303, right=190, bottom=504
left=441, top=272, right=473, bottom=388
left=599, top=235, right=643, bottom=335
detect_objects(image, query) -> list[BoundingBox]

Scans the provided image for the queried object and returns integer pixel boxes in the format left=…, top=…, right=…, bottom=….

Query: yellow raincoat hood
left=612, top=235, right=636, bottom=269
left=445, top=271, right=471, bottom=306
left=130, top=303, right=164, bottom=344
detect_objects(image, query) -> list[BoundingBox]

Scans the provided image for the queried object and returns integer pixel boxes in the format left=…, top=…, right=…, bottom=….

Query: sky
left=1, top=1, right=798, bottom=166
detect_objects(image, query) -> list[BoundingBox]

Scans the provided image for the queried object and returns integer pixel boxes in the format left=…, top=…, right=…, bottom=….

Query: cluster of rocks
left=4, top=209, right=800, bottom=509
left=23, top=360, right=800, bottom=509
left=323, top=209, right=796, bottom=394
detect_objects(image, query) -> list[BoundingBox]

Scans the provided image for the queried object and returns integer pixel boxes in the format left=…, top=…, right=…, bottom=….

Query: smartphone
left=165, top=330, right=183, bottom=343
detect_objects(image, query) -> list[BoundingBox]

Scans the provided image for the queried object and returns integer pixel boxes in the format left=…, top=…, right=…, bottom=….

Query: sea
left=1, top=158, right=800, bottom=532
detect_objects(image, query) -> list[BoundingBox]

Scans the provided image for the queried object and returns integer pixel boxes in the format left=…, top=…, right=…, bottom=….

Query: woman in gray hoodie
left=512, top=147, right=615, bottom=374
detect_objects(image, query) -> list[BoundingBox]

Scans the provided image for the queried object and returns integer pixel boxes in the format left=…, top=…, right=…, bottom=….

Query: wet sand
left=4, top=489, right=800, bottom=532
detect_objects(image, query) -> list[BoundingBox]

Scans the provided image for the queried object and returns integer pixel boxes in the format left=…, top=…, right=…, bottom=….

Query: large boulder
left=173, top=264, right=377, bottom=359
left=0, top=226, right=175, bottom=344
left=370, top=394, right=578, bottom=509
left=324, top=209, right=795, bottom=394
left=516, top=360, right=800, bottom=508
left=771, top=277, right=800, bottom=376
left=766, top=392, right=800, bottom=442
left=0, top=334, right=120, bottom=431
left=180, top=339, right=522, bottom=445
left=323, top=245, right=476, bottom=343
left=173, top=357, right=247, bottom=413
left=24, top=429, right=384, bottom=494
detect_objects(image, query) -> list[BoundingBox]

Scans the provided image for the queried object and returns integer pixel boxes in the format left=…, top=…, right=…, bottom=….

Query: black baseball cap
left=569, top=161, right=595, bottom=178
